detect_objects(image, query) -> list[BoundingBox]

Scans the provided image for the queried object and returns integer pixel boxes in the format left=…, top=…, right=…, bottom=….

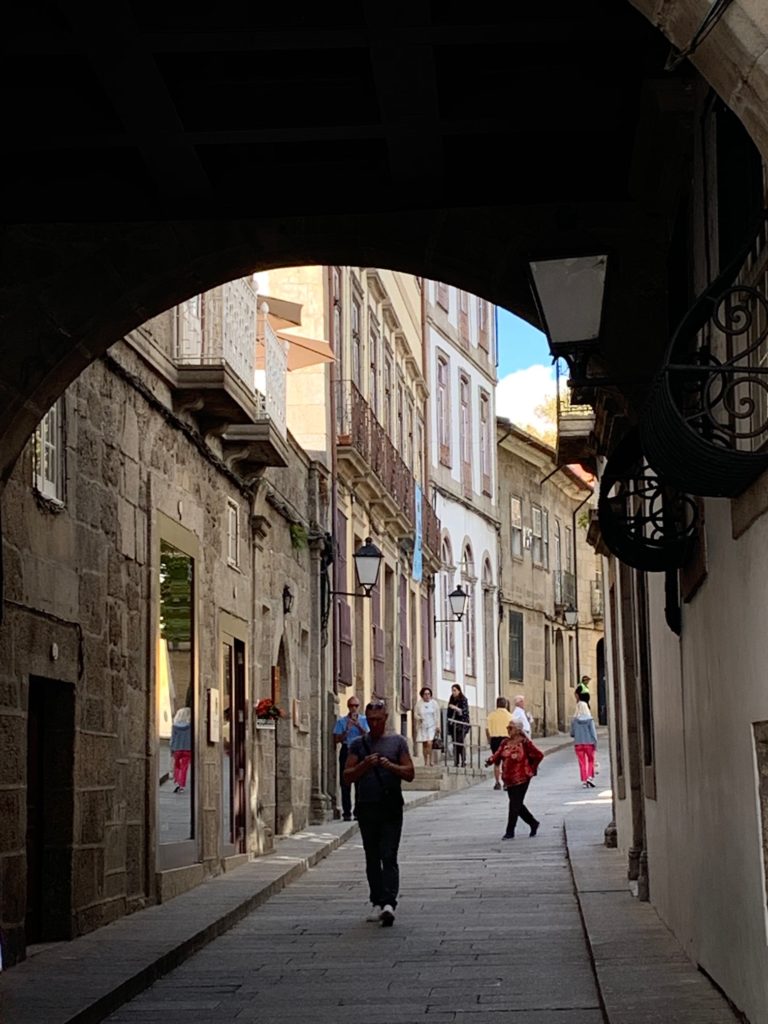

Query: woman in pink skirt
left=570, top=700, right=597, bottom=788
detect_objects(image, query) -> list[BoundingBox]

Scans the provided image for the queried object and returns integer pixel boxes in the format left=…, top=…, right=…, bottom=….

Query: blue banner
left=412, top=485, right=423, bottom=583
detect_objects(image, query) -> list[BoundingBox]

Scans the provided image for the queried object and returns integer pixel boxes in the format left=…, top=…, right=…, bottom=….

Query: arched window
left=462, top=544, right=476, bottom=677
left=441, top=537, right=455, bottom=673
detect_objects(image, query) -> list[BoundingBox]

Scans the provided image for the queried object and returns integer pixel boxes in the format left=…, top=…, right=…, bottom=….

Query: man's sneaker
left=366, top=906, right=382, bottom=922
left=380, top=904, right=395, bottom=926
left=529, top=820, right=540, bottom=838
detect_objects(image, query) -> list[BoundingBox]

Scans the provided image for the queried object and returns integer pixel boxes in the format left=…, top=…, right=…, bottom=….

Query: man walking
left=343, top=699, right=414, bottom=926
left=333, top=695, right=368, bottom=821
left=575, top=675, right=591, bottom=707
left=485, top=697, right=513, bottom=790
left=510, top=695, right=532, bottom=739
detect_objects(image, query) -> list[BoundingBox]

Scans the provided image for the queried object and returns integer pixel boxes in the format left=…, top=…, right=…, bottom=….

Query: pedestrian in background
left=447, top=683, right=470, bottom=767
left=170, top=707, right=192, bottom=793
left=510, top=694, right=532, bottom=738
left=485, top=721, right=543, bottom=839
left=344, top=699, right=414, bottom=927
left=485, top=697, right=513, bottom=789
left=575, top=675, right=591, bottom=706
left=414, top=686, right=441, bottom=766
left=333, top=695, right=369, bottom=821
left=570, top=700, right=597, bottom=788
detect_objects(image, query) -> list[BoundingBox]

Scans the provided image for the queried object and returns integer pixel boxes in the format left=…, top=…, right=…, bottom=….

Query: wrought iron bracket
left=641, top=213, right=768, bottom=497
left=598, top=428, right=698, bottom=572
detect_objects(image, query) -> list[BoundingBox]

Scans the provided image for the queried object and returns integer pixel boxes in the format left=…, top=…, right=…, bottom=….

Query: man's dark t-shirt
left=348, top=733, right=409, bottom=805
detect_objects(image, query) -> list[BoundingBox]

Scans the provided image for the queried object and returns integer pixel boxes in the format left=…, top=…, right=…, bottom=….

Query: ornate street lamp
left=434, top=584, right=469, bottom=635
left=282, top=585, right=294, bottom=615
left=351, top=537, right=384, bottom=596
left=528, top=254, right=608, bottom=386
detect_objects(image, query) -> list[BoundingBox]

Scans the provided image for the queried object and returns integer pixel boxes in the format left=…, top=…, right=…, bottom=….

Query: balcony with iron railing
left=221, top=305, right=291, bottom=476
left=173, top=281, right=262, bottom=435
left=336, top=379, right=440, bottom=560
left=553, top=569, right=576, bottom=611
left=556, top=361, right=595, bottom=467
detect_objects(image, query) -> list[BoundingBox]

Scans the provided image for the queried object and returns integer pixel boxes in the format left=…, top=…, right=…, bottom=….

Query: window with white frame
left=542, top=508, right=550, bottom=569
left=531, top=504, right=543, bottom=565
left=368, top=311, right=379, bottom=414
left=437, top=353, right=451, bottom=466
left=479, top=389, right=492, bottom=496
left=459, top=373, right=472, bottom=495
left=458, top=290, right=470, bottom=347
left=351, top=295, right=362, bottom=389
left=478, top=299, right=490, bottom=352
left=33, top=398, right=66, bottom=503
left=462, top=545, right=476, bottom=677
left=565, top=525, right=573, bottom=572
left=227, top=499, right=240, bottom=568
left=510, top=496, right=523, bottom=558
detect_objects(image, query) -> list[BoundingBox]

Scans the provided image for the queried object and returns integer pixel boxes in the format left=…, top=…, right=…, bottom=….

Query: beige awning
left=260, top=294, right=302, bottom=330
left=255, top=330, right=335, bottom=372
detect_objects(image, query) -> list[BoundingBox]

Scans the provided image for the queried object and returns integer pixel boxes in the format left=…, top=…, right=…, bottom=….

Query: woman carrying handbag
left=485, top=721, right=543, bottom=840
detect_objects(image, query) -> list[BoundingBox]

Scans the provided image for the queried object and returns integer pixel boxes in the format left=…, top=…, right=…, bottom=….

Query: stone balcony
left=557, top=391, right=596, bottom=468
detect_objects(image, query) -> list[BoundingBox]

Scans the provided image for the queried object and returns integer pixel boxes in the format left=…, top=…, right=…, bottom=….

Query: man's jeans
left=356, top=802, right=404, bottom=909
left=338, top=745, right=354, bottom=818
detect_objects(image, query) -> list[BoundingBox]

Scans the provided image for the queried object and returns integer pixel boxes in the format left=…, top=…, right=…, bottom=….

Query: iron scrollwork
left=598, top=429, right=698, bottom=573
left=641, top=214, right=768, bottom=497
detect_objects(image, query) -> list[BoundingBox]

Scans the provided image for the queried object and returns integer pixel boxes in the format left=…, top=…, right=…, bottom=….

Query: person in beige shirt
left=486, top=697, right=513, bottom=790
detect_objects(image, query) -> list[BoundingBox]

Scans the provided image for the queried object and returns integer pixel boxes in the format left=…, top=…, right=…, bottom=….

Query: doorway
left=221, top=637, right=247, bottom=854
left=274, top=640, right=292, bottom=836
left=26, top=677, right=75, bottom=945
left=555, top=631, right=565, bottom=732
left=596, top=638, right=607, bottom=725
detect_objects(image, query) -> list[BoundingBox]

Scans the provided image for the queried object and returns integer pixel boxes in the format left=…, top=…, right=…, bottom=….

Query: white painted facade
left=425, top=281, right=500, bottom=728
left=605, top=490, right=768, bottom=1022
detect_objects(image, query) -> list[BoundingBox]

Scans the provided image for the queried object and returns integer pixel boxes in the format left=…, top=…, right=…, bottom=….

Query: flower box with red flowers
left=254, top=698, right=283, bottom=722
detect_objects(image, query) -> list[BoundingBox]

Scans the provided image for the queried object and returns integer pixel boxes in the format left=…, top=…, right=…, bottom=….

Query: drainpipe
left=571, top=492, right=591, bottom=684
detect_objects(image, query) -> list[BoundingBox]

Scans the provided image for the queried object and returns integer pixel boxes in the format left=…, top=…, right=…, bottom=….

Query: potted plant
left=254, top=698, right=283, bottom=729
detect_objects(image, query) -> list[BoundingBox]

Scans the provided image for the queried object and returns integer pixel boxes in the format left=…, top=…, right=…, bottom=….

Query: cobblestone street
left=84, top=745, right=735, bottom=1024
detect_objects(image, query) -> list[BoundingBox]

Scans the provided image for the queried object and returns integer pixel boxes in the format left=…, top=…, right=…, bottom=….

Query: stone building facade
left=257, top=266, right=441, bottom=796
left=0, top=279, right=328, bottom=965
left=496, top=420, right=602, bottom=735
left=426, top=280, right=500, bottom=754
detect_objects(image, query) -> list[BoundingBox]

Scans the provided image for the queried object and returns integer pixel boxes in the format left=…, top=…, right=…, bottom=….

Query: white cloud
left=496, top=364, right=556, bottom=433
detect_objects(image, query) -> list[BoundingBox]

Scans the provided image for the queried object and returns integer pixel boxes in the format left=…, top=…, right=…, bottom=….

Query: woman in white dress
left=414, top=686, right=441, bottom=766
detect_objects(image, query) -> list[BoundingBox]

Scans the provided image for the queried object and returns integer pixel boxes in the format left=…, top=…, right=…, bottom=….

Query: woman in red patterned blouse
left=486, top=721, right=544, bottom=840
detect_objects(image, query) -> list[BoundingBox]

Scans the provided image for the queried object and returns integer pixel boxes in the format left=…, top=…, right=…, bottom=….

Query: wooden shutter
left=436, top=281, right=449, bottom=310
left=338, top=601, right=353, bottom=686
left=421, top=592, right=432, bottom=691
left=458, top=290, right=470, bottom=348
left=372, top=582, right=385, bottom=695
left=399, top=574, right=411, bottom=710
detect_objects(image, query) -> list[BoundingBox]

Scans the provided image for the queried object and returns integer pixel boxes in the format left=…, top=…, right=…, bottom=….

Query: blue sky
left=496, top=306, right=549, bottom=376
left=495, top=307, right=555, bottom=429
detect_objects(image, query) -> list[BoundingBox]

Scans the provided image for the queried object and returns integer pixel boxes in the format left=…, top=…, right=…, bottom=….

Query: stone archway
left=630, top=0, right=768, bottom=163
left=5, top=3, right=768, bottom=489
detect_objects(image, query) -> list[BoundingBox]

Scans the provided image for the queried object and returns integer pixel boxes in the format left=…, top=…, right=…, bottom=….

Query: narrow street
left=89, top=746, right=735, bottom=1024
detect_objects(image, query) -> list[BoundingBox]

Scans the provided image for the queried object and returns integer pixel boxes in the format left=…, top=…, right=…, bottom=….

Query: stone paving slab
left=564, top=805, right=740, bottom=1024
left=2, top=735, right=740, bottom=1024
